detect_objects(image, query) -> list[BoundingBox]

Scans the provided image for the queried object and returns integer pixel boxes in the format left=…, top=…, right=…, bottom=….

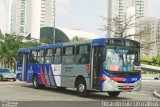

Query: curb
left=153, top=90, right=160, bottom=99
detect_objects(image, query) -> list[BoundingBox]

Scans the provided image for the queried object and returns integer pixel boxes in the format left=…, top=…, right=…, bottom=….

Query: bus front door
left=92, top=46, right=103, bottom=90
left=22, top=53, right=29, bottom=81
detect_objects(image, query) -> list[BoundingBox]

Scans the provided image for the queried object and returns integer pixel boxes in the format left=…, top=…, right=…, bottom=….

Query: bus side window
left=62, top=46, right=75, bottom=64
left=54, top=48, right=62, bottom=64
left=30, top=51, right=38, bottom=64
left=45, top=49, right=54, bottom=64
left=76, top=45, right=90, bottom=64
left=37, top=50, right=45, bottom=64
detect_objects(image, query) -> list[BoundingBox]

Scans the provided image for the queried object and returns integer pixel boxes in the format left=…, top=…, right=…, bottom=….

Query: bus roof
left=18, top=38, right=139, bottom=52
left=18, top=43, right=63, bottom=52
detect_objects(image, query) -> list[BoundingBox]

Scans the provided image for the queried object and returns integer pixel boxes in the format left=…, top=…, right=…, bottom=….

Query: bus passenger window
left=37, top=50, right=44, bottom=64
left=54, top=48, right=62, bottom=64
left=30, top=51, right=38, bottom=63
left=62, top=46, right=75, bottom=64
left=76, top=45, right=90, bottom=64
left=45, top=49, right=54, bottom=64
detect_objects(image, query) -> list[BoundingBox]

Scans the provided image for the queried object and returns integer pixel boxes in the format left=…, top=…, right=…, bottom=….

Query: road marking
left=126, top=92, right=146, bottom=96
left=153, top=90, right=160, bottom=99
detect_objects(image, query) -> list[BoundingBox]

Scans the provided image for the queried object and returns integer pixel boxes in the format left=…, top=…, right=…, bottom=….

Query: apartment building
left=107, top=0, right=147, bottom=37
left=10, top=0, right=55, bottom=38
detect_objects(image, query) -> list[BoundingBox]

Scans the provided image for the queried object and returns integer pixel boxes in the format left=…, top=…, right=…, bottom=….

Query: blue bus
left=16, top=38, right=141, bottom=97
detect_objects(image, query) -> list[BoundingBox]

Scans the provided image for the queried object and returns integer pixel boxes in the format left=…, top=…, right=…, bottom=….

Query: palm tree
left=0, top=33, right=43, bottom=71
left=0, top=34, right=23, bottom=71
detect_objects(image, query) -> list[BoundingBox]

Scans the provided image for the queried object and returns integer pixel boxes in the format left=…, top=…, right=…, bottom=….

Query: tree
left=0, top=34, right=23, bottom=71
left=71, top=36, right=86, bottom=42
left=101, top=15, right=152, bottom=37
left=152, top=56, right=160, bottom=64
left=0, top=29, right=4, bottom=40
left=0, top=33, right=41, bottom=71
left=20, top=40, right=41, bottom=48
left=100, top=15, right=155, bottom=56
left=40, top=37, right=53, bottom=44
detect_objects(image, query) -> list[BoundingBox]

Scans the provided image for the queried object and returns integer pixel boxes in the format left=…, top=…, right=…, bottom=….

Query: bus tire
left=32, top=75, right=41, bottom=89
left=108, top=92, right=120, bottom=97
left=76, top=79, right=88, bottom=97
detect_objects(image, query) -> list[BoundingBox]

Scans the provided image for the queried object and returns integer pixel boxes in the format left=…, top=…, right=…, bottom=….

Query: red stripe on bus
left=40, top=66, right=46, bottom=85
left=110, top=77, right=125, bottom=82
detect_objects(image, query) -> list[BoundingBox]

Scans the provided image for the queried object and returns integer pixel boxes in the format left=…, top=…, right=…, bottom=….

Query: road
left=0, top=80, right=159, bottom=101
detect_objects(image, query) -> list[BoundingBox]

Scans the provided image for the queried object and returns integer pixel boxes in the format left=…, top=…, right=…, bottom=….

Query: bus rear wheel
left=108, top=92, right=120, bottom=97
left=32, top=75, right=45, bottom=89
left=76, top=79, right=88, bottom=97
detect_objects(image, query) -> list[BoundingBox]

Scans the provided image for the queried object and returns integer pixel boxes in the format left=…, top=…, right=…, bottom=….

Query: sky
left=56, top=0, right=107, bottom=36
left=0, top=0, right=160, bottom=36
left=148, top=0, right=160, bottom=17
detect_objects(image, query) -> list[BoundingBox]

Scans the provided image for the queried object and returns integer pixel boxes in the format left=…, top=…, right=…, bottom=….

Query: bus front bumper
left=101, top=77, right=141, bottom=92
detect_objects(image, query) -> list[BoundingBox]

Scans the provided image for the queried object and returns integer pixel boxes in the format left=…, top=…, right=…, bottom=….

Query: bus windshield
left=103, top=48, right=140, bottom=72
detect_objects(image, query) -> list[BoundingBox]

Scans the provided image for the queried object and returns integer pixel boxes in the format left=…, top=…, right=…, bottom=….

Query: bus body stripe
left=44, top=66, right=51, bottom=86
left=50, top=65, right=57, bottom=86
left=40, top=66, right=46, bottom=85
left=49, top=65, right=56, bottom=86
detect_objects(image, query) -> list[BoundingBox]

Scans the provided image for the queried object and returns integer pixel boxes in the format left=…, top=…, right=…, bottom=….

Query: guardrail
left=141, top=74, right=157, bottom=80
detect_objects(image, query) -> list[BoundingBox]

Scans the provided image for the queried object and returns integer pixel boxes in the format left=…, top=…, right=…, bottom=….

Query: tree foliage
left=0, top=33, right=41, bottom=71
left=100, top=15, right=155, bottom=56
left=101, top=15, right=152, bottom=38
left=20, top=40, right=41, bottom=48
left=141, top=56, right=160, bottom=66
left=40, top=37, right=53, bottom=44
left=71, top=36, right=86, bottom=42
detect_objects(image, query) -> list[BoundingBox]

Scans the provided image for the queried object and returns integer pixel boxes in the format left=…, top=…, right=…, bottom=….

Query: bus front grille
left=118, top=86, right=134, bottom=90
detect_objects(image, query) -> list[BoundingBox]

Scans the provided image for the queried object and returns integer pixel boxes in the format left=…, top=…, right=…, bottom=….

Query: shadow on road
left=21, top=85, right=130, bottom=100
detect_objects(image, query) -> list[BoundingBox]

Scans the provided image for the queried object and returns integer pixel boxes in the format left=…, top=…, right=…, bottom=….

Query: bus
left=16, top=38, right=141, bottom=97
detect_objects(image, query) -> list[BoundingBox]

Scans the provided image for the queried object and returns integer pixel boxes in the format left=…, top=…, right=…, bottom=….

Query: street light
left=53, top=0, right=56, bottom=43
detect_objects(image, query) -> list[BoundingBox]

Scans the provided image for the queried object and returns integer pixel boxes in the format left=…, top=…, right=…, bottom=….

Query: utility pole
left=53, top=0, right=56, bottom=43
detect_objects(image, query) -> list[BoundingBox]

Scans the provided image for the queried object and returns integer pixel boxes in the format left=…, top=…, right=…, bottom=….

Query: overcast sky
left=0, top=0, right=160, bottom=36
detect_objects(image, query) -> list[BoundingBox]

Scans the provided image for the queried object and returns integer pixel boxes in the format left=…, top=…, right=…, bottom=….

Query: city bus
left=16, top=38, right=141, bottom=97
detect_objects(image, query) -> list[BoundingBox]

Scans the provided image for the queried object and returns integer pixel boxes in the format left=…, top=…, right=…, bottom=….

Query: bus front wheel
left=108, top=92, right=120, bottom=97
left=76, top=79, right=88, bottom=97
left=32, top=75, right=45, bottom=89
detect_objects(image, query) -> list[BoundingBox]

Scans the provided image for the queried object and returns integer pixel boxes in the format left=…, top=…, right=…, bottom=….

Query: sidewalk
left=153, top=90, right=160, bottom=99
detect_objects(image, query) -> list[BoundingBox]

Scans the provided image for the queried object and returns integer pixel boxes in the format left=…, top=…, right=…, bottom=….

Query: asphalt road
left=0, top=80, right=159, bottom=101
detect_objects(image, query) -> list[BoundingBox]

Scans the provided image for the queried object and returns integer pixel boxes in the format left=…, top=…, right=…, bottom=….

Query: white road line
left=153, top=90, right=160, bottom=99
left=126, top=92, right=146, bottom=96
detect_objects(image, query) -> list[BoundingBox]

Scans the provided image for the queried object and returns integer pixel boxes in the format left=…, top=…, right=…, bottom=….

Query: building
left=40, top=27, right=101, bottom=43
left=40, top=0, right=55, bottom=27
left=156, top=19, right=160, bottom=56
left=10, top=0, right=55, bottom=39
left=107, top=0, right=147, bottom=37
left=135, top=17, right=160, bottom=57
left=10, top=0, right=26, bottom=34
